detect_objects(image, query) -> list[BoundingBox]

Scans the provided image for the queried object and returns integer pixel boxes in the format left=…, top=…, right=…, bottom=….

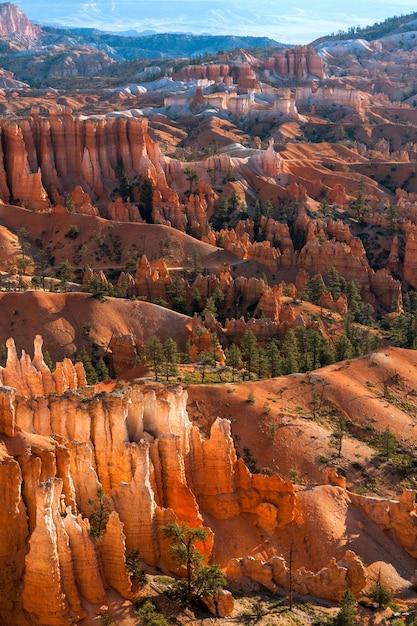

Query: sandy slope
left=0, top=291, right=191, bottom=360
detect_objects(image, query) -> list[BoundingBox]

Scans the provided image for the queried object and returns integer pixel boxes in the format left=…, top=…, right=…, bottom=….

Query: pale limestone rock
left=112, top=442, right=160, bottom=565
left=189, top=418, right=240, bottom=519
left=96, top=512, right=133, bottom=599
left=0, top=452, right=28, bottom=620
left=68, top=441, right=101, bottom=514
left=64, top=512, right=106, bottom=605
left=0, top=336, right=87, bottom=398
left=0, top=386, right=15, bottom=437
left=22, top=478, right=77, bottom=625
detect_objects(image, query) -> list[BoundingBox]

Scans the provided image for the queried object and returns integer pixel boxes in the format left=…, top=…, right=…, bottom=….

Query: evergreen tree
left=213, top=287, right=225, bottom=322
left=380, top=426, right=396, bottom=459
left=88, top=487, right=111, bottom=538
left=225, top=343, right=242, bottom=382
left=202, top=296, right=217, bottom=320
left=334, top=589, right=357, bottom=626
left=58, top=260, right=75, bottom=292
left=211, top=198, right=229, bottom=230
left=282, top=329, right=300, bottom=374
left=95, top=357, right=109, bottom=381
left=77, top=347, right=98, bottom=384
left=317, top=198, right=335, bottom=218
left=263, top=200, right=273, bottom=219
left=349, top=184, right=371, bottom=221
left=161, top=522, right=206, bottom=598
left=198, top=350, right=215, bottom=383
left=144, top=336, right=164, bottom=381
left=330, top=416, right=346, bottom=458
left=162, top=338, right=179, bottom=381
left=266, top=340, right=283, bottom=378
left=241, top=330, right=258, bottom=380
left=257, top=347, right=269, bottom=379
left=328, top=266, right=342, bottom=301
left=161, top=522, right=225, bottom=601
left=307, top=274, right=326, bottom=306
left=369, top=571, right=393, bottom=609
left=43, top=350, right=54, bottom=372
left=191, top=288, right=202, bottom=314
left=386, top=203, right=398, bottom=230
left=184, top=167, right=200, bottom=195
left=16, top=256, right=31, bottom=291
left=335, top=334, right=354, bottom=361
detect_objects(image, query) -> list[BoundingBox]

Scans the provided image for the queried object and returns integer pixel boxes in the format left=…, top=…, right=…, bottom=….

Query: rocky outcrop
left=350, top=490, right=417, bottom=559
left=226, top=550, right=366, bottom=602
left=265, top=46, right=326, bottom=80
left=0, top=335, right=86, bottom=401
left=202, top=589, right=234, bottom=617
left=173, top=64, right=230, bottom=82
left=404, top=230, right=417, bottom=289
left=0, top=2, right=41, bottom=45
left=0, top=110, right=175, bottom=210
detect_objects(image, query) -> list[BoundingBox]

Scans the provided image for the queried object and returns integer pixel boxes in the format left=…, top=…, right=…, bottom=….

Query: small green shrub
left=126, top=548, right=146, bottom=587
left=66, top=224, right=79, bottom=239
left=135, top=600, right=169, bottom=626
left=369, top=582, right=393, bottom=608
left=246, top=391, right=255, bottom=404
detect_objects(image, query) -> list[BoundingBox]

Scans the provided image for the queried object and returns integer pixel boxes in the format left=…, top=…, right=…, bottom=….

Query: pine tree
left=328, top=266, right=342, bottom=300
left=184, top=167, right=200, bottom=195
left=241, top=330, right=258, bottom=380
left=77, top=347, right=98, bottom=384
left=380, top=426, right=396, bottom=459
left=144, top=336, right=164, bottom=381
left=349, top=184, right=371, bottom=221
left=225, top=343, right=242, bottom=382
left=266, top=340, right=283, bottom=378
left=162, top=338, right=179, bottom=381
left=88, top=487, right=111, bottom=538
left=160, top=522, right=225, bottom=601
left=58, top=260, right=75, bottom=292
left=307, top=274, right=326, bottom=305
left=95, top=357, right=109, bottom=381
left=282, top=329, right=300, bottom=374
left=330, top=416, right=346, bottom=458
left=335, top=334, right=354, bottom=362
left=334, top=589, right=357, bottom=626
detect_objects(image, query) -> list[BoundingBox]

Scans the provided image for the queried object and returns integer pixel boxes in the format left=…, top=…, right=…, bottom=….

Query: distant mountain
left=310, top=11, right=417, bottom=47
left=104, top=30, right=158, bottom=39
left=0, top=2, right=40, bottom=45
left=41, top=27, right=286, bottom=60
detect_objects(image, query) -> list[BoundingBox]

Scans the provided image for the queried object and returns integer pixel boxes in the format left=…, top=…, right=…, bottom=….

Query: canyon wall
left=0, top=108, right=175, bottom=210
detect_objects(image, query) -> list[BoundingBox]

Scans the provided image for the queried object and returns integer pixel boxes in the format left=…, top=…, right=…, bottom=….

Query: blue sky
left=16, top=1, right=417, bottom=44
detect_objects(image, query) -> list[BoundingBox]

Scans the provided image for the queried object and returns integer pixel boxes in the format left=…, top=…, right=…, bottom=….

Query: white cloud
left=16, top=0, right=417, bottom=43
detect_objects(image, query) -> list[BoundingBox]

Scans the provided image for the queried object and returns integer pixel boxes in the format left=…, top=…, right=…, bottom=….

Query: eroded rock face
left=0, top=336, right=297, bottom=622
left=0, top=335, right=85, bottom=402
left=350, top=490, right=417, bottom=558
left=0, top=111, right=173, bottom=210
left=0, top=2, right=41, bottom=45
left=226, top=550, right=366, bottom=602
left=1, top=336, right=417, bottom=622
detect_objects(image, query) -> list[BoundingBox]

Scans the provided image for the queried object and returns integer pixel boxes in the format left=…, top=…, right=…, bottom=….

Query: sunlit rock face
left=2, top=337, right=417, bottom=623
